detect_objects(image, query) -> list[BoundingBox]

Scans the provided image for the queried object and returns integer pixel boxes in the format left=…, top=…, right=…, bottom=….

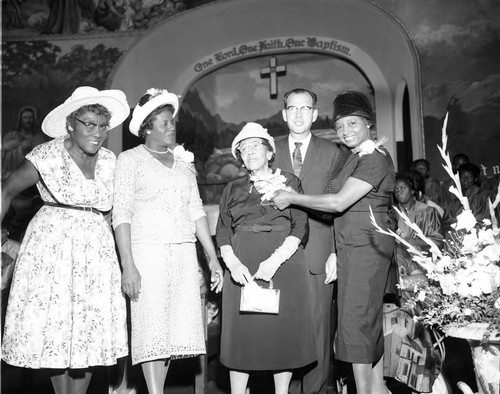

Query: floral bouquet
left=249, top=168, right=290, bottom=204
left=370, top=113, right=500, bottom=343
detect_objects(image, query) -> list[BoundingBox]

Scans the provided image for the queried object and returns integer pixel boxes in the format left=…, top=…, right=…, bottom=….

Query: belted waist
left=234, top=224, right=289, bottom=233
left=44, top=201, right=104, bottom=216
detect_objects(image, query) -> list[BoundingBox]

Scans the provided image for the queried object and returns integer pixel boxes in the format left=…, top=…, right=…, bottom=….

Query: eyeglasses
left=75, top=118, right=110, bottom=133
left=238, top=142, right=264, bottom=154
left=286, top=106, right=313, bottom=114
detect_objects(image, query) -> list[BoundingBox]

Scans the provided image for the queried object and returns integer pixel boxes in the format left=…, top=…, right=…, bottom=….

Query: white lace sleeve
left=186, top=165, right=205, bottom=222
left=112, top=151, right=137, bottom=229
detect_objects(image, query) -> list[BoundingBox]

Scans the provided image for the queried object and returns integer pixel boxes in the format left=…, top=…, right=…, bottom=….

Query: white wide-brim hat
left=231, top=122, right=275, bottom=159
left=41, top=86, right=130, bottom=138
left=129, top=88, right=180, bottom=136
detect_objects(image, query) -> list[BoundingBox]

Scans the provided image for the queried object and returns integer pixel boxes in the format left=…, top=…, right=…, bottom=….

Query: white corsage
left=352, top=136, right=389, bottom=157
left=250, top=168, right=289, bottom=202
left=146, top=87, right=166, bottom=97
left=172, top=145, right=195, bottom=163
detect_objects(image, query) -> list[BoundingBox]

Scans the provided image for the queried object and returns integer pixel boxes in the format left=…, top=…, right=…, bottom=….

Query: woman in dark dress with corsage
left=273, top=91, right=395, bottom=394
left=216, top=122, right=316, bottom=394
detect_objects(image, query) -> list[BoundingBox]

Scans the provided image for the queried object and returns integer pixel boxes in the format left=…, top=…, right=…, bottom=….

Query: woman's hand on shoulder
left=121, top=261, right=141, bottom=302
left=208, top=257, right=224, bottom=293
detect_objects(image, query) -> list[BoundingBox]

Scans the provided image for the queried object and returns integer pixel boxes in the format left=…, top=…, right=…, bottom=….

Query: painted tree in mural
left=2, top=41, right=61, bottom=89
left=57, top=44, right=123, bottom=88
left=2, top=41, right=122, bottom=90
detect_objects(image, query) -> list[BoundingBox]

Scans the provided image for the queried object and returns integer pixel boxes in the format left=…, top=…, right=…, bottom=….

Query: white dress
left=1, top=137, right=128, bottom=369
left=113, top=145, right=206, bottom=365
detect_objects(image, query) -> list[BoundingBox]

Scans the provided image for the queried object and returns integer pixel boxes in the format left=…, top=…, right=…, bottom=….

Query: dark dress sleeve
left=351, top=152, right=391, bottom=191
left=215, top=183, right=234, bottom=248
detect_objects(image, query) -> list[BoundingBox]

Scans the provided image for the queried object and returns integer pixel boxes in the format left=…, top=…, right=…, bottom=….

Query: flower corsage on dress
left=250, top=168, right=290, bottom=205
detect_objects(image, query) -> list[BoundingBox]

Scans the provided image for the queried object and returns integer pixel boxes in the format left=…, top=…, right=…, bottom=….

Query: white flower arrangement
left=352, top=135, right=389, bottom=157
left=171, top=145, right=194, bottom=163
left=249, top=168, right=289, bottom=203
left=370, top=113, right=500, bottom=343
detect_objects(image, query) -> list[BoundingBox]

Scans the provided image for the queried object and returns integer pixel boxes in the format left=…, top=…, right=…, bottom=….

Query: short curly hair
left=138, top=104, right=175, bottom=139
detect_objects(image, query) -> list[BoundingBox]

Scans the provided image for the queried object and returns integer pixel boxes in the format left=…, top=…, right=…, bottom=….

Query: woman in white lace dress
left=113, top=88, right=223, bottom=394
left=1, top=87, right=130, bottom=394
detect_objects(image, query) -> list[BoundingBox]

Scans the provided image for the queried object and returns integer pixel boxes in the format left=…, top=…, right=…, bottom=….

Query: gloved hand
left=253, top=236, right=300, bottom=281
left=325, top=253, right=337, bottom=284
left=220, top=245, right=252, bottom=285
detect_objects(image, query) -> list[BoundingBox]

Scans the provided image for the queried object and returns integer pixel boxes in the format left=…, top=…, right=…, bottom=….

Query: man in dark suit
left=273, top=88, right=340, bottom=394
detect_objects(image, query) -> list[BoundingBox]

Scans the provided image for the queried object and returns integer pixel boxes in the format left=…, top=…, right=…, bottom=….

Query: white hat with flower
left=231, top=122, right=276, bottom=159
left=129, top=88, right=180, bottom=136
left=41, top=86, right=130, bottom=138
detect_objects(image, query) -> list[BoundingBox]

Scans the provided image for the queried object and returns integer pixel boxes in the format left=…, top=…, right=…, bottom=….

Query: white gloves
left=220, top=245, right=252, bottom=285
left=253, top=236, right=300, bottom=281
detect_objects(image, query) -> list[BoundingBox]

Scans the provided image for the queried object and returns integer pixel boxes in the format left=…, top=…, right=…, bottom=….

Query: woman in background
left=393, top=171, right=444, bottom=287
left=113, top=88, right=223, bottom=394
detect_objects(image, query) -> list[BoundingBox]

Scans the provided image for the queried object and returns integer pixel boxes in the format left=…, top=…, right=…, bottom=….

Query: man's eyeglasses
left=238, top=142, right=264, bottom=154
left=286, top=106, right=313, bottom=114
left=75, top=118, right=110, bottom=133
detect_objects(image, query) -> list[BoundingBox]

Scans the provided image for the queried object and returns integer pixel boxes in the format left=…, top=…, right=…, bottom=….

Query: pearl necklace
left=143, top=144, right=172, bottom=154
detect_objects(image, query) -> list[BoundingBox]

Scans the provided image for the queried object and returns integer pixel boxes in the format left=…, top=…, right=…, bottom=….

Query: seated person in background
left=441, top=153, right=469, bottom=204
left=411, top=158, right=430, bottom=180
left=383, top=172, right=444, bottom=393
left=410, top=157, right=446, bottom=218
left=393, top=172, right=444, bottom=297
left=444, top=163, right=491, bottom=233
left=385, top=171, right=444, bottom=300
left=424, top=177, right=446, bottom=218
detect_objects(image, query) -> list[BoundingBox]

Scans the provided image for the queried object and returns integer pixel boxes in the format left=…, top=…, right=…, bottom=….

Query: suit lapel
left=300, top=135, right=319, bottom=180
left=275, top=138, right=294, bottom=173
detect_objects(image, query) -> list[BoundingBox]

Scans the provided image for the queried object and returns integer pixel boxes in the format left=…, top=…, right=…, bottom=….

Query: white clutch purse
left=240, top=279, right=280, bottom=314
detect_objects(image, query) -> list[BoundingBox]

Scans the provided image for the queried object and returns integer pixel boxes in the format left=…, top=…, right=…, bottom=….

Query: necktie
left=293, top=142, right=303, bottom=177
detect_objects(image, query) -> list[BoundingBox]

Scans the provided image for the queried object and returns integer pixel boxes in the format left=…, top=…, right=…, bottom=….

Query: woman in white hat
left=216, top=122, right=316, bottom=394
left=1, top=86, right=130, bottom=393
left=112, top=88, right=223, bottom=394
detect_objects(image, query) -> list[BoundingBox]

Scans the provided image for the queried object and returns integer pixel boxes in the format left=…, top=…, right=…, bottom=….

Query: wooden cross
left=260, top=56, right=287, bottom=99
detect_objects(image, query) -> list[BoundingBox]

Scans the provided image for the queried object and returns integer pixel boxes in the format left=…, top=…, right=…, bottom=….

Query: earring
left=146, top=130, right=151, bottom=135
left=68, top=125, right=73, bottom=131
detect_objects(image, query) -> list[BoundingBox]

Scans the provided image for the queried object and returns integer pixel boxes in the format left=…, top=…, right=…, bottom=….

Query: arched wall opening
left=109, top=0, right=423, bottom=171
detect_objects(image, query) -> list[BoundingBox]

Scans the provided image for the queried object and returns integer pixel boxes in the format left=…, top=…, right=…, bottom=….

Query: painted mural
left=2, top=0, right=500, bottom=181
left=376, top=0, right=500, bottom=178
left=2, top=0, right=194, bottom=35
